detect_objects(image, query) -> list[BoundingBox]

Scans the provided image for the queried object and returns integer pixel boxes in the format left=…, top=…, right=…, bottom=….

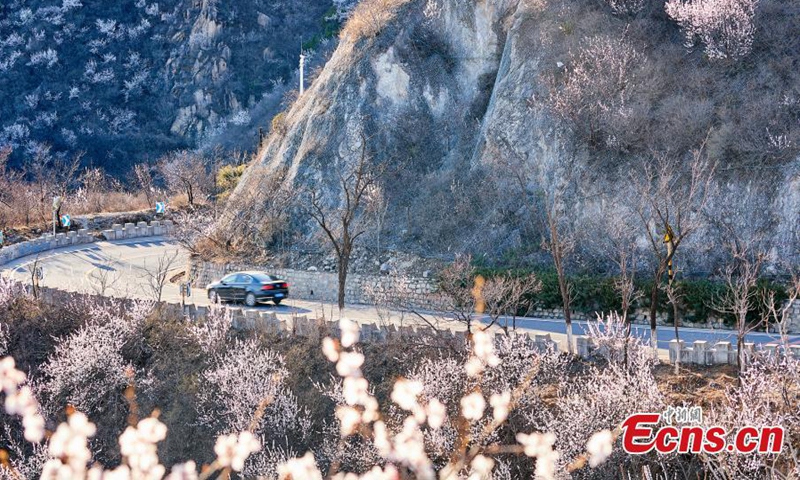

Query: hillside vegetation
left=0, top=0, right=338, bottom=174
left=1, top=284, right=797, bottom=479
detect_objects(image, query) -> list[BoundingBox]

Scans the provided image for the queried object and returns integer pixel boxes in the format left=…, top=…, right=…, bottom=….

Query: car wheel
left=273, top=298, right=282, bottom=305
left=209, top=290, right=220, bottom=304
left=245, top=292, right=257, bottom=307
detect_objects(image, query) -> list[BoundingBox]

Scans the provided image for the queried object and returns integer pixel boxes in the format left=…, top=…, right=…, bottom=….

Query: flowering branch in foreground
left=278, top=319, right=615, bottom=479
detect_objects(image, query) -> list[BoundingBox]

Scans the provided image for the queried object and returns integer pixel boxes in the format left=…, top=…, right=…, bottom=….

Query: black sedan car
left=206, top=271, right=289, bottom=307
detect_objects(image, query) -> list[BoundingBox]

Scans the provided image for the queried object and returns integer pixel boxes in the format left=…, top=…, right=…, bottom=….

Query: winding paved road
left=2, top=238, right=798, bottom=356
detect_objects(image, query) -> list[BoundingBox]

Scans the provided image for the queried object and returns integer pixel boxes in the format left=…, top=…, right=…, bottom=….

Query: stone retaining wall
left=190, top=259, right=449, bottom=311
left=0, top=220, right=174, bottom=266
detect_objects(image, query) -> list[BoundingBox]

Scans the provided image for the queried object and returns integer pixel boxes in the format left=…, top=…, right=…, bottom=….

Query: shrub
left=604, top=0, right=646, bottom=15
left=339, top=0, right=411, bottom=41
left=703, top=354, right=800, bottom=477
left=476, top=265, right=788, bottom=327
left=550, top=35, right=647, bottom=151
left=215, top=164, right=247, bottom=201
left=39, top=300, right=151, bottom=415
left=271, top=111, right=288, bottom=135
left=196, top=339, right=307, bottom=436
left=665, top=0, right=758, bottom=61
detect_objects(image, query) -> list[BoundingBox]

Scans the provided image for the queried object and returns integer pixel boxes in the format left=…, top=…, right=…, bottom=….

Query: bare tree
left=138, top=250, right=180, bottom=302
left=603, top=214, right=643, bottom=364
left=29, top=256, right=42, bottom=299
left=763, top=273, right=800, bottom=353
left=158, top=151, right=214, bottom=207
left=305, top=134, right=386, bottom=310
left=436, top=254, right=481, bottom=333
left=712, top=244, right=765, bottom=372
left=663, top=282, right=684, bottom=341
left=492, top=138, right=582, bottom=354
left=364, top=183, right=388, bottom=253
left=79, top=167, right=110, bottom=213
left=88, top=261, right=122, bottom=297
left=632, top=143, right=715, bottom=354
left=482, top=272, right=541, bottom=334
left=22, top=146, right=81, bottom=226
left=133, top=163, right=157, bottom=207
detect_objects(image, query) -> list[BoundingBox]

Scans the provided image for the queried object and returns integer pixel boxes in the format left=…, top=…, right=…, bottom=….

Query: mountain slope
left=225, top=0, right=800, bottom=273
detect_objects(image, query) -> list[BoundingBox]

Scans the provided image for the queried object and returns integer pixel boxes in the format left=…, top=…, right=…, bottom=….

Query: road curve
left=2, top=238, right=797, bottom=354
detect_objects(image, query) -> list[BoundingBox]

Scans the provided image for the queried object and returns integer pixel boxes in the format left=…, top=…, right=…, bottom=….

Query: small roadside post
left=180, top=281, right=192, bottom=309
left=31, top=264, right=43, bottom=299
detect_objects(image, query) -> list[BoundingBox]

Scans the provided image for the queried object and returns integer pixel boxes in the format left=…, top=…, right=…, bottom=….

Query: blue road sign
left=155, top=202, right=166, bottom=214
left=60, top=214, right=71, bottom=228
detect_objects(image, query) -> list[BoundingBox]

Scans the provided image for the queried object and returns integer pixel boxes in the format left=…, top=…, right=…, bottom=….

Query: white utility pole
left=299, top=53, right=306, bottom=95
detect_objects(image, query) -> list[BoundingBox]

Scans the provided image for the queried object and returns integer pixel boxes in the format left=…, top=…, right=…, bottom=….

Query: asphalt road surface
left=2, top=238, right=798, bottom=355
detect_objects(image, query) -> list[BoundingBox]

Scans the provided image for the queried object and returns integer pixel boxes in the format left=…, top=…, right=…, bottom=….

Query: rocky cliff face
left=228, top=0, right=800, bottom=274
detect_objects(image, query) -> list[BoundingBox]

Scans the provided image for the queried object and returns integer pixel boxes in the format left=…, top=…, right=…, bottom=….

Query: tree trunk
left=337, top=248, right=350, bottom=311
left=737, top=333, right=744, bottom=377
left=649, top=264, right=665, bottom=355
left=557, top=268, right=574, bottom=354
left=672, top=300, right=680, bottom=342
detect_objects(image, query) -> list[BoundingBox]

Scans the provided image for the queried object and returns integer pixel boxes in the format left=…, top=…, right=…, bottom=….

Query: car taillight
left=261, top=284, right=275, bottom=290
left=282, top=283, right=289, bottom=288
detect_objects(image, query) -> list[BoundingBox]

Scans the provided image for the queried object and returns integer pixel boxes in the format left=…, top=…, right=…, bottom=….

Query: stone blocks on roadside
left=693, top=340, right=710, bottom=365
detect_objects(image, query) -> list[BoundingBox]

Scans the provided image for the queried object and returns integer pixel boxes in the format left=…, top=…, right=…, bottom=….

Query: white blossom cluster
left=27, top=48, right=58, bottom=68
left=665, top=0, right=758, bottom=61
left=0, top=276, right=26, bottom=316
left=551, top=35, right=644, bottom=151
left=0, top=357, right=46, bottom=443
left=284, top=320, right=619, bottom=479
left=214, top=431, right=261, bottom=472
left=703, top=354, right=799, bottom=477
left=187, top=305, right=232, bottom=355
left=40, top=302, right=147, bottom=414
left=1, top=354, right=261, bottom=480
left=585, top=312, right=652, bottom=365
left=535, top=328, right=658, bottom=474
left=197, top=339, right=305, bottom=441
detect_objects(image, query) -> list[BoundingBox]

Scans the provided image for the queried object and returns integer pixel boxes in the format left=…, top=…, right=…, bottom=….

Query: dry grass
left=0, top=190, right=151, bottom=231
left=654, top=363, right=738, bottom=407
left=340, top=0, right=412, bottom=42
